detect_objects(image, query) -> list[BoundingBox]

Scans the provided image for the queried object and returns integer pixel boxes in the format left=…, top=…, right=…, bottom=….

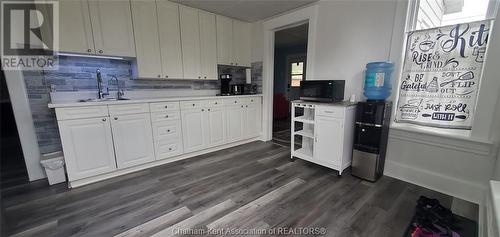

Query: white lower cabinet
left=226, top=104, right=245, bottom=142
left=314, top=116, right=344, bottom=167
left=181, top=107, right=207, bottom=153
left=58, top=117, right=117, bottom=181
left=110, top=113, right=155, bottom=169
left=54, top=96, right=261, bottom=186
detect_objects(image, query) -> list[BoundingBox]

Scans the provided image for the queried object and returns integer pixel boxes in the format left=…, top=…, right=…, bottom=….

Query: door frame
left=262, top=4, right=318, bottom=141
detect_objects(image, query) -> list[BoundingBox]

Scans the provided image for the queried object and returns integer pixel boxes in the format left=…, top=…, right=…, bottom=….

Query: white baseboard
left=384, top=160, right=487, bottom=205
left=69, top=137, right=260, bottom=188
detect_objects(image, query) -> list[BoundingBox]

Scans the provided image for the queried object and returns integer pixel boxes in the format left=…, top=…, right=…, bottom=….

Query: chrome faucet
left=110, top=75, right=125, bottom=99
left=96, top=69, right=109, bottom=99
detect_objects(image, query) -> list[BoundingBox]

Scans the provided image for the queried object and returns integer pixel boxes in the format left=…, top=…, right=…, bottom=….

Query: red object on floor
left=273, top=93, right=289, bottom=120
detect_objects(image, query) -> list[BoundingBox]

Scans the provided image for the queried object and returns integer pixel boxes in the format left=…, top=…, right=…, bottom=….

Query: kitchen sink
left=77, top=97, right=130, bottom=102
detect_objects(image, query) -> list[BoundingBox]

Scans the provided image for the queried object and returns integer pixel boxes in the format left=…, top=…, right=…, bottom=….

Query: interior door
left=157, top=0, right=184, bottom=79
left=59, top=0, right=95, bottom=54
left=130, top=0, right=162, bottom=78
left=58, top=117, right=116, bottom=181
left=181, top=108, right=206, bottom=152
left=245, top=103, right=261, bottom=138
left=179, top=5, right=201, bottom=79
left=232, top=20, right=251, bottom=67
left=226, top=105, right=244, bottom=142
left=199, top=11, right=218, bottom=80
left=205, top=107, right=226, bottom=147
left=88, top=0, right=135, bottom=57
left=216, top=15, right=233, bottom=65
left=110, top=113, right=155, bottom=169
left=314, top=116, right=343, bottom=166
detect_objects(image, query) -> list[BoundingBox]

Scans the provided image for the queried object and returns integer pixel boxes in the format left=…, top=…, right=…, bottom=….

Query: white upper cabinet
left=216, top=16, right=251, bottom=67
left=130, top=0, right=162, bottom=78
left=199, top=11, right=218, bottom=80
left=179, top=5, right=202, bottom=79
left=87, top=0, right=136, bottom=57
left=59, top=0, right=95, bottom=54
left=232, top=20, right=251, bottom=67
left=111, top=113, right=155, bottom=169
left=157, top=0, right=184, bottom=79
left=216, top=15, right=233, bottom=66
left=59, top=0, right=135, bottom=57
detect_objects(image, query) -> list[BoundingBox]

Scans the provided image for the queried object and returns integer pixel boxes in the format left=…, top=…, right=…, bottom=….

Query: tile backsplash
left=23, top=55, right=263, bottom=154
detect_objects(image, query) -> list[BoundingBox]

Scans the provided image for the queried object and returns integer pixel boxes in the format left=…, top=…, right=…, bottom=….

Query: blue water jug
left=363, top=62, right=394, bottom=100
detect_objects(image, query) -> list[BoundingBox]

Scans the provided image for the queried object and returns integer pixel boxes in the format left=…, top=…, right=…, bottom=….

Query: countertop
left=291, top=100, right=358, bottom=107
left=48, top=94, right=263, bottom=108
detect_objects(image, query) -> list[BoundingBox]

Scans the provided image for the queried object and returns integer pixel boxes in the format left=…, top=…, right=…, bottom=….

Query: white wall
left=310, top=0, right=397, bottom=101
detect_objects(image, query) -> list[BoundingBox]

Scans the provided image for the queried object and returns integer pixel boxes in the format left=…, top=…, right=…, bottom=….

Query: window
left=394, top=0, right=497, bottom=131
left=413, top=0, right=492, bottom=30
left=290, top=62, right=304, bottom=87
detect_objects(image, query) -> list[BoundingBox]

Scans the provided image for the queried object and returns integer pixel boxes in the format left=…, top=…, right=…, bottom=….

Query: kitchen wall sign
left=395, top=20, right=492, bottom=129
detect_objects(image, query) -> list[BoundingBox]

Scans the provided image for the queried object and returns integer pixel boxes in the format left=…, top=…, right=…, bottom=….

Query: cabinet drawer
left=150, top=102, right=180, bottom=112
left=108, top=103, right=149, bottom=115
left=223, top=97, right=244, bottom=105
left=180, top=100, right=206, bottom=109
left=155, top=140, right=183, bottom=160
left=207, top=99, right=223, bottom=107
left=247, top=97, right=261, bottom=104
left=152, top=120, right=182, bottom=141
left=151, top=111, right=180, bottom=122
left=316, top=106, right=344, bottom=118
left=55, top=106, right=109, bottom=120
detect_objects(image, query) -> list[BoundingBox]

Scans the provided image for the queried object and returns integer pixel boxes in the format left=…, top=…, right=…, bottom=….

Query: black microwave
left=299, top=80, right=345, bottom=102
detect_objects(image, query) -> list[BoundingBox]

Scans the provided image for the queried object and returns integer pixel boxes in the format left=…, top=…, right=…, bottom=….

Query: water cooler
left=351, top=101, right=392, bottom=182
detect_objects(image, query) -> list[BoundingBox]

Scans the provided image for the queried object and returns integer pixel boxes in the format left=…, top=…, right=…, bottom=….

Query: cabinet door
left=205, top=107, right=226, bottom=147
left=58, top=117, right=116, bottom=181
left=157, top=0, right=184, bottom=79
left=111, top=113, right=155, bottom=169
left=88, top=0, right=136, bottom=57
left=216, top=15, right=233, bottom=65
left=181, top=108, right=206, bottom=152
left=199, top=11, right=218, bottom=80
left=59, top=0, right=95, bottom=54
left=226, top=105, right=245, bottom=142
left=314, top=117, right=343, bottom=166
left=179, top=5, right=201, bottom=79
left=232, top=20, right=251, bottom=67
left=130, top=0, right=162, bottom=78
left=245, top=103, right=261, bottom=138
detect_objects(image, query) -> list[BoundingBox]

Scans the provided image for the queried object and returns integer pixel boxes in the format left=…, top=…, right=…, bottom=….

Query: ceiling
left=173, top=0, right=319, bottom=22
left=275, top=23, right=308, bottom=48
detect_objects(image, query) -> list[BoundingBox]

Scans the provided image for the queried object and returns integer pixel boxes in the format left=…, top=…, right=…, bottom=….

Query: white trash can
left=40, top=152, right=66, bottom=185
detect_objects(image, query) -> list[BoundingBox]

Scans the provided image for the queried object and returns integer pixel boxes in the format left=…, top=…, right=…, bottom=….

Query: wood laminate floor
left=1, top=141, right=478, bottom=237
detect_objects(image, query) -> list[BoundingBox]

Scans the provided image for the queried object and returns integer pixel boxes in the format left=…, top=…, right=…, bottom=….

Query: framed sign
left=395, top=20, right=492, bottom=129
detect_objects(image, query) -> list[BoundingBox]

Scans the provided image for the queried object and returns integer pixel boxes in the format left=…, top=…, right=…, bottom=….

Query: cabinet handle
left=215, top=102, right=218, bottom=105
left=165, top=115, right=169, bottom=118
left=204, top=76, right=207, bottom=79
left=165, top=75, right=168, bottom=78
left=198, top=76, right=201, bottom=79
left=208, top=108, right=211, bottom=111
left=164, top=105, right=168, bottom=108
left=235, top=63, right=238, bottom=66
left=169, top=148, right=172, bottom=151
left=167, top=129, right=171, bottom=132
left=99, top=49, right=103, bottom=54
left=251, top=99, right=254, bottom=102
left=114, top=117, right=118, bottom=120
left=234, top=101, right=237, bottom=103
left=192, top=104, right=195, bottom=106
left=201, top=109, right=204, bottom=112
left=87, top=49, right=92, bottom=52
left=246, top=105, right=248, bottom=108
left=230, top=63, right=234, bottom=65
left=102, top=118, right=106, bottom=121
left=157, top=74, right=161, bottom=78
left=241, top=105, right=243, bottom=108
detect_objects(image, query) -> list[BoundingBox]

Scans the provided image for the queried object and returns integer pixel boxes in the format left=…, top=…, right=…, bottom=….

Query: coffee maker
left=220, top=74, right=232, bottom=96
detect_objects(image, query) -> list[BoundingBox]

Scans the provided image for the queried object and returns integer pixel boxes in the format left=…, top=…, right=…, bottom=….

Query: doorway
left=0, top=70, right=29, bottom=189
left=272, top=23, right=308, bottom=146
